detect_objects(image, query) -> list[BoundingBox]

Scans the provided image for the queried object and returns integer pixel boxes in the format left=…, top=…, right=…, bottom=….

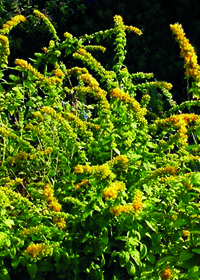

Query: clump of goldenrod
left=103, top=181, right=125, bottom=200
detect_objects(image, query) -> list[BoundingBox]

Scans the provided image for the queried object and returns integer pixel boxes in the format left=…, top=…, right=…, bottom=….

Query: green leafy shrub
left=0, top=11, right=200, bottom=280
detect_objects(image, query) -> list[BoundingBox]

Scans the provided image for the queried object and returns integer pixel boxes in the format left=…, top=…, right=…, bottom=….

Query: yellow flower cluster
left=65, top=112, right=87, bottom=130
left=150, top=81, right=173, bottom=91
left=25, top=123, right=44, bottom=136
left=14, top=59, right=62, bottom=84
left=79, top=74, right=104, bottom=97
left=42, top=47, right=48, bottom=53
left=66, top=67, right=88, bottom=76
left=151, top=166, right=178, bottom=179
left=109, top=154, right=129, bottom=169
left=161, top=267, right=172, bottom=280
left=113, top=15, right=123, bottom=26
left=0, top=15, right=27, bottom=35
left=182, top=229, right=190, bottom=238
left=63, top=32, right=73, bottom=40
left=33, top=111, right=44, bottom=120
left=33, top=10, right=59, bottom=41
left=53, top=217, right=66, bottom=230
left=124, top=25, right=143, bottom=35
left=43, top=184, right=62, bottom=212
left=103, top=181, right=125, bottom=200
left=53, top=68, right=65, bottom=78
left=110, top=189, right=143, bottom=216
left=157, top=113, right=199, bottom=146
left=170, top=23, right=200, bottom=81
left=110, top=87, right=147, bottom=121
left=24, top=243, right=54, bottom=259
left=0, top=125, right=35, bottom=151
left=74, top=179, right=89, bottom=191
left=84, top=45, right=106, bottom=53
left=73, top=48, right=107, bottom=82
left=132, top=189, right=143, bottom=211
left=20, top=226, right=41, bottom=237
left=110, top=205, right=133, bottom=216
left=74, top=163, right=114, bottom=180
left=0, top=35, right=10, bottom=65
left=40, top=106, right=56, bottom=116
left=6, top=178, right=23, bottom=188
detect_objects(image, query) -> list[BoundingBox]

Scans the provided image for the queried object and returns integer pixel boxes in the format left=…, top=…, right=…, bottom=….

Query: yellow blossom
left=0, top=15, right=27, bottom=35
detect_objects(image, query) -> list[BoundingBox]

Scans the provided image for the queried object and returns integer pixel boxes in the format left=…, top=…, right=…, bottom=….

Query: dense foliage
left=0, top=10, right=200, bottom=280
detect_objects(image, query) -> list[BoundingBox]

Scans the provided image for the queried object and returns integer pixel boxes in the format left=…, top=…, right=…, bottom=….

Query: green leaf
left=190, top=173, right=200, bottom=186
left=119, top=251, right=129, bottom=267
left=156, top=256, right=178, bottom=268
left=3, top=219, right=15, bottom=229
left=145, top=220, right=158, bottom=232
left=126, top=260, right=136, bottom=276
left=0, top=267, right=10, bottom=280
left=101, top=236, right=109, bottom=245
left=9, top=74, right=19, bottom=82
left=130, top=249, right=140, bottom=266
left=196, top=127, right=200, bottom=140
left=140, top=243, right=147, bottom=260
left=11, top=256, right=24, bottom=269
left=27, top=263, right=38, bottom=278
left=192, top=249, right=200, bottom=254
left=179, top=250, right=194, bottom=262
left=146, top=252, right=156, bottom=264
left=113, top=148, right=120, bottom=155
left=38, top=261, right=54, bottom=272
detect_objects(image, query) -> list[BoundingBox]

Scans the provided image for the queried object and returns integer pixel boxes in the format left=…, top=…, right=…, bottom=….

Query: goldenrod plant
left=0, top=10, right=200, bottom=280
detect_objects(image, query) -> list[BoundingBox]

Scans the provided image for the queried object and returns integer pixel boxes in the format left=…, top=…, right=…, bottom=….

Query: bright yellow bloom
left=103, top=181, right=125, bottom=200
left=132, top=190, right=143, bottom=211
left=0, top=15, right=27, bottom=35
left=33, top=10, right=59, bottom=41
left=161, top=267, right=172, bottom=280
left=125, top=25, right=143, bottom=35
left=24, top=243, right=53, bottom=259
left=170, top=23, right=200, bottom=81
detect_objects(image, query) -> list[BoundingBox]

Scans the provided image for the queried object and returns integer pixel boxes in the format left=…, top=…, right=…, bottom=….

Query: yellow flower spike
left=170, top=23, right=200, bottom=81
left=0, top=35, right=10, bottom=64
left=24, top=243, right=54, bottom=259
left=132, top=190, right=143, bottom=211
left=53, top=217, right=66, bottom=229
left=14, top=58, right=45, bottom=81
left=33, top=10, right=59, bottom=41
left=0, top=15, right=27, bottom=35
left=124, top=25, right=143, bottom=35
